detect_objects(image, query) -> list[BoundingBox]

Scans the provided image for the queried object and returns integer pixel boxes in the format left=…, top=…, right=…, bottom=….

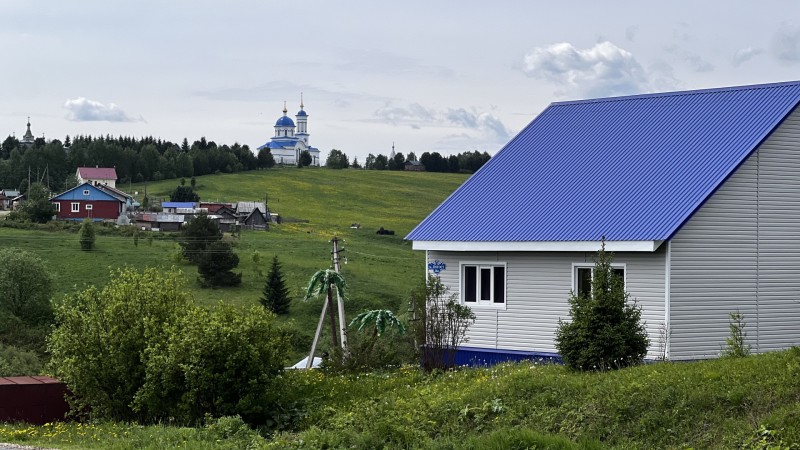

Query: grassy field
left=0, top=167, right=468, bottom=357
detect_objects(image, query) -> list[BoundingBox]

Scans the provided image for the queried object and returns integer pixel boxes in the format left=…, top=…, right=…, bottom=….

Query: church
left=258, top=99, right=321, bottom=166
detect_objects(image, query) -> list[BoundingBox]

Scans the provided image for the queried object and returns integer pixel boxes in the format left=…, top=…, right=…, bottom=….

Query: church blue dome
left=296, top=109, right=308, bottom=117
left=275, top=116, right=295, bottom=127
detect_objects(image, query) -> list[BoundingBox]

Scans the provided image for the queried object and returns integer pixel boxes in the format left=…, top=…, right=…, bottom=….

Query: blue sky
left=3, top=1, right=800, bottom=162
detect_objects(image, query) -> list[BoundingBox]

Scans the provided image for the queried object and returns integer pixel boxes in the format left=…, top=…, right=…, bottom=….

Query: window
left=461, top=263, right=506, bottom=306
left=83, top=190, right=90, bottom=195
left=574, top=265, right=625, bottom=298
left=54, top=203, right=60, bottom=212
left=71, top=202, right=80, bottom=213
left=85, top=204, right=93, bottom=211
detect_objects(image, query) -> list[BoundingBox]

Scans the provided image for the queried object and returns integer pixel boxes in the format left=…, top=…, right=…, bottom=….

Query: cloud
left=732, top=46, right=763, bottom=66
left=64, top=97, right=141, bottom=122
left=771, top=25, right=800, bottom=62
left=664, top=45, right=715, bottom=73
left=521, top=41, right=651, bottom=98
left=373, top=103, right=511, bottom=141
left=625, top=26, right=638, bottom=42
left=445, top=108, right=510, bottom=140
left=374, top=102, right=435, bottom=125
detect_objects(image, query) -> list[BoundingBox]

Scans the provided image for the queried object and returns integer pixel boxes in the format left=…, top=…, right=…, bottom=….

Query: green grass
left=4, top=350, right=800, bottom=449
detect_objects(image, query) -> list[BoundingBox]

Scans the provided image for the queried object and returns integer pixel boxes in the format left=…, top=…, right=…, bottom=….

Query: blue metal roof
left=407, top=81, right=800, bottom=243
left=51, top=182, right=119, bottom=202
left=163, top=202, right=197, bottom=208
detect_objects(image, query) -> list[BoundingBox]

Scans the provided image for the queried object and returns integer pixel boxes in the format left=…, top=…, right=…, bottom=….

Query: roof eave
left=411, top=240, right=664, bottom=252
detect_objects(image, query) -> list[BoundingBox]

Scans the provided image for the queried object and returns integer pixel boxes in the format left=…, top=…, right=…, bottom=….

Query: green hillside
left=1, top=168, right=468, bottom=358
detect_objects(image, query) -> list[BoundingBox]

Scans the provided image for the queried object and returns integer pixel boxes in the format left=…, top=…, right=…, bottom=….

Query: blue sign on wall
left=427, top=260, right=446, bottom=274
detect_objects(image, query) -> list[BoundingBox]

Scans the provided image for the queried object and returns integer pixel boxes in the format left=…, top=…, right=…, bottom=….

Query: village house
left=50, top=182, right=125, bottom=221
left=407, top=80, right=800, bottom=363
left=76, top=167, right=118, bottom=188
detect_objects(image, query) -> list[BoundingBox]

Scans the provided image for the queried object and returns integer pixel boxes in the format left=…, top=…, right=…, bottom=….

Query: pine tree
left=260, top=255, right=291, bottom=314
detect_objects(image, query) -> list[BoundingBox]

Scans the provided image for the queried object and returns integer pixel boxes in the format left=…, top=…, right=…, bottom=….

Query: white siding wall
left=427, top=250, right=666, bottom=358
left=670, top=106, right=800, bottom=360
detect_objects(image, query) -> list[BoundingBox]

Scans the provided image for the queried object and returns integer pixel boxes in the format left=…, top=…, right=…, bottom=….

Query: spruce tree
left=260, top=255, right=291, bottom=315
left=555, top=240, right=649, bottom=371
left=79, top=218, right=96, bottom=251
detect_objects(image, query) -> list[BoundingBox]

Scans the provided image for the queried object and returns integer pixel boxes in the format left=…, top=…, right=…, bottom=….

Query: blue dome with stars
left=275, top=116, right=295, bottom=127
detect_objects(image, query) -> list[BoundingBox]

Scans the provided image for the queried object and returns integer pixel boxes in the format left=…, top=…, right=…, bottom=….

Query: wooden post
left=332, top=236, right=348, bottom=353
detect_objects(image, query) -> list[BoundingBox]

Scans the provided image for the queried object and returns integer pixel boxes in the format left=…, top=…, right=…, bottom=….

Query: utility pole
left=332, top=236, right=348, bottom=353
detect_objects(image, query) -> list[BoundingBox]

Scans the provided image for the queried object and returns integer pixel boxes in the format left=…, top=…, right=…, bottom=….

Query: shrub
left=722, top=310, right=751, bottom=358
left=411, top=275, right=475, bottom=371
left=555, top=240, right=649, bottom=371
left=0, top=343, right=44, bottom=377
left=134, top=304, right=289, bottom=427
left=48, top=267, right=192, bottom=421
left=78, top=218, right=95, bottom=251
left=0, top=248, right=53, bottom=326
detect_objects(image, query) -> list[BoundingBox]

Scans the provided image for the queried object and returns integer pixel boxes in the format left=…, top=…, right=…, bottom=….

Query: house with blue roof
left=50, top=182, right=126, bottom=221
left=406, top=80, right=800, bottom=363
left=257, top=98, right=321, bottom=166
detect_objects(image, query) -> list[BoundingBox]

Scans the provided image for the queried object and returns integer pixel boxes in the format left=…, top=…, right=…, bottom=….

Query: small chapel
left=258, top=98, right=321, bottom=166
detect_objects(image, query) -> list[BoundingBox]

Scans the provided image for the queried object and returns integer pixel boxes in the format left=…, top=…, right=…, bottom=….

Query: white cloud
left=373, top=103, right=511, bottom=141
left=521, top=41, right=651, bottom=98
left=63, top=97, right=141, bottom=122
left=772, top=25, right=800, bottom=62
left=732, top=46, right=763, bottom=66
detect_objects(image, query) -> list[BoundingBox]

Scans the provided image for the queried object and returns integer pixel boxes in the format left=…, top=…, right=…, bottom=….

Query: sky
left=3, top=1, right=800, bottom=163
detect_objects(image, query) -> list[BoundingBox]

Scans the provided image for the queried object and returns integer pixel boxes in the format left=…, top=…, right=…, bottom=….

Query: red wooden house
left=50, top=182, right=125, bottom=221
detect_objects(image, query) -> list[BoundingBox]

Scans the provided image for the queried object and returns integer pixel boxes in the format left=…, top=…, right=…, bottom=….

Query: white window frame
left=571, top=262, right=627, bottom=298
left=83, top=189, right=90, bottom=195
left=54, top=202, right=60, bottom=212
left=71, top=202, right=80, bottom=213
left=459, top=261, right=507, bottom=309
left=85, top=204, right=93, bottom=211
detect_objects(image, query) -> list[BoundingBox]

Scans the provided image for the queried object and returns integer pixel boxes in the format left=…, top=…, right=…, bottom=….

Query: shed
left=404, top=160, right=425, bottom=171
left=407, top=80, right=800, bottom=362
left=0, top=376, right=69, bottom=424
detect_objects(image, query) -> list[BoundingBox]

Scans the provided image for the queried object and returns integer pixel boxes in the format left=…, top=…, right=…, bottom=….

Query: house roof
left=77, top=167, right=117, bottom=180
left=236, top=201, right=267, bottom=215
left=162, top=202, right=197, bottom=208
left=407, top=80, right=800, bottom=245
left=51, top=182, right=120, bottom=202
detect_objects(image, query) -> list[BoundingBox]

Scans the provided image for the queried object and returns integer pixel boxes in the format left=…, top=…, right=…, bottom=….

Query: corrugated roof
left=407, top=81, right=800, bottom=243
left=51, top=182, right=119, bottom=202
left=77, top=167, right=117, bottom=180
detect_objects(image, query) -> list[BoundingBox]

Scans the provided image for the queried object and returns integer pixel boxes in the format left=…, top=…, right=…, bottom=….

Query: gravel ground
left=0, top=444, right=59, bottom=450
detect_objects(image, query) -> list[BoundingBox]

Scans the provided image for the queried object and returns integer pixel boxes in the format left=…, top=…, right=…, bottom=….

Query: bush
left=722, top=310, right=751, bottom=358
left=135, top=304, right=290, bottom=427
left=48, top=267, right=291, bottom=428
left=555, top=241, right=649, bottom=371
left=0, top=248, right=53, bottom=326
left=0, top=343, right=44, bottom=377
left=411, top=275, right=475, bottom=371
left=78, top=218, right=95, bottom=251
left=48, top=267, right=192, bottom=421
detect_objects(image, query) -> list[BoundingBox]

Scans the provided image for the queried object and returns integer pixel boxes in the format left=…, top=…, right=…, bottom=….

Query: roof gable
left=407, top=81, right=800, bottom=243
left=51, top=182, right=120, bottom=202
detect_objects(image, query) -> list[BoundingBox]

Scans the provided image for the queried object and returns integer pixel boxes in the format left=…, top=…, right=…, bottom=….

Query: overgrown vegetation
left=555, top=241, right=649, bottom=371
left=47, top=267, right=289, bottom=427
left=0, top=248, right=53, bottom=375
left=6, top=349, right=800, bottom=449
left=412, top=275, right=476, bottom=371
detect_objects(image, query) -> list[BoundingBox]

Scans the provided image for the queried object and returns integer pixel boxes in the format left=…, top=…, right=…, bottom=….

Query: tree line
left=0, top=134, right=277, bottom=194
left=326, top=149, right=492, bottom=173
